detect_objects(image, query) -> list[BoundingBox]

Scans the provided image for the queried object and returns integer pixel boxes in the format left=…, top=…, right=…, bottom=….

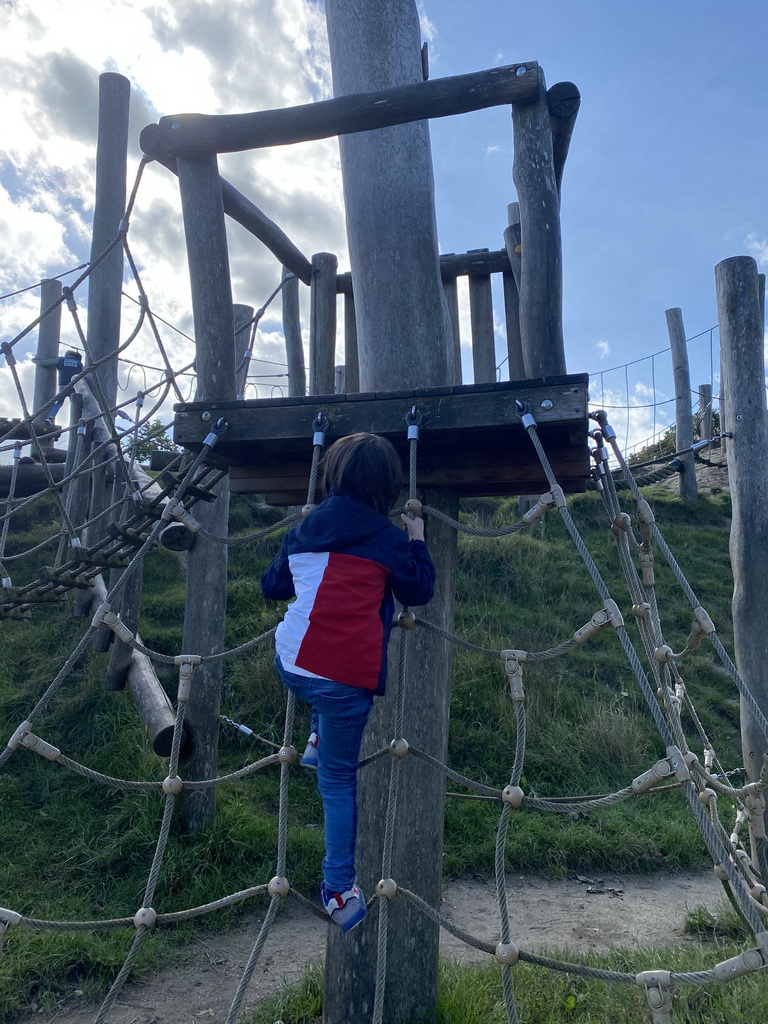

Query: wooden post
left=546, top=81, right=581, bottom=200
left=441, top=275, right=462, bottom=385
left=233, top=303, right=255, bottom=398
left=84, top=73, right=130, bottom=548
left=467, top=250, right=496, bottom=383
left=343, top=290, right=360, bottom=393
left=309, top=252, right=338, bottom=395
left=33, top=280, right=62, bottom=443
left=665, top=308, right=698, bottom=505
left=322, top=3, right=455, bottom=1021
left=699, top=384, right=713, bottom=445
left=281, top=267, right=306, bottom=398
left=512, top=68, right=566, bottom=377
left=177, top=151, right=236, bottom=832
left=715, top=257, right=768, bottom=837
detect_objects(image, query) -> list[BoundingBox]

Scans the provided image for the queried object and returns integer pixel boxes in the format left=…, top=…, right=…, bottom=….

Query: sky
left=1, top=0, right=766, bottom=457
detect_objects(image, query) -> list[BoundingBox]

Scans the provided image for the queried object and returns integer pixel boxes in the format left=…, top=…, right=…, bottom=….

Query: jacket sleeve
left=260, top=537, right=296, bottom=601
left=389, top=538, right=435, bottom=607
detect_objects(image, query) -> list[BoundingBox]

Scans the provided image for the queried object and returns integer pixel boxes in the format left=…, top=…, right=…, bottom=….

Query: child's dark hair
left=64, top=350, right=81, bottom=360
left=322, top=433, right=403, bottom=515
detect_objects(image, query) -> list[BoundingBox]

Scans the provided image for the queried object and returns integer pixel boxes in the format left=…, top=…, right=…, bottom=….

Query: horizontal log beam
left=151, top=154, right=312, bottom=285
left=336, top=249, right=511, bottom=294
left=140, top=62, right=541, bottom=159
left=174, top=375, right=589, bottom=500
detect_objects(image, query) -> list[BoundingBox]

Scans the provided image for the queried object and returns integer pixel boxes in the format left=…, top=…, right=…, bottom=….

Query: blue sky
left=1, top=0, right=765, bottom=453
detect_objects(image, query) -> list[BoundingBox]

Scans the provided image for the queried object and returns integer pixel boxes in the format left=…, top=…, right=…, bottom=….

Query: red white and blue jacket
left=261, top=488, right=435, bottom=694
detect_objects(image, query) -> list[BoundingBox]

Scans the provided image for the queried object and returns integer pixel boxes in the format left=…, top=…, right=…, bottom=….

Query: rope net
left=2, top=221, right=767, bottom=1020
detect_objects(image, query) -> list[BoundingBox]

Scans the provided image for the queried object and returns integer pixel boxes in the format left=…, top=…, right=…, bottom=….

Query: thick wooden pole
left=325, top=0, right=452, bottom=392
left=715, top=257, right=768, bottom=830
left=512, top=69, right=566, bottom=377
left=83, top=73, right=130, bottom=548
left=322, top=3, right=455, bottom=1021
left=281, top=267, right=306, bottom=398
left=309, top=252, right=338, bottom=395
left=177, top=152, right=236, bottom=832
left=665, top=308, right=698, bottom=505
left=33, top=279, right=62, bottom=442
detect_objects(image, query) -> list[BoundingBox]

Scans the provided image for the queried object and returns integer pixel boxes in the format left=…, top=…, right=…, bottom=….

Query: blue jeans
left=274, top=655, right=374, bottom=893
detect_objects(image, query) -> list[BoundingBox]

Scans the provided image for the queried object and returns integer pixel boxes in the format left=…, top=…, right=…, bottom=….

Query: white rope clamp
left=495, top=941, right=519, bottom=964
left=92, top=603, right=135, bottom=644
left=17, top=731, right=61, bottom=762
left=521, top=485, right=565, bottom=524
left=712, top=946, right=765, bottom=981
left=174, top=655, right=202, bottom=701
left=0, top=908, right=22, bottom=952
left=502, top=651, right=526, bottom=701
left=573, top=600, right=623, bottom=643
left=268, top=876, right=290, bottom=897
left=636, top=970, right=673, bottom=1024
left=160, top=498, right=201, bottom=533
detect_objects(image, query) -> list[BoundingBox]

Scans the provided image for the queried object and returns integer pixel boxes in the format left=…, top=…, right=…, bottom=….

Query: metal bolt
left=515, top=66, right=527, bottom=77
left=540, top=399, right=554, bottom=411
left=201, top=411, right=212, bottom=422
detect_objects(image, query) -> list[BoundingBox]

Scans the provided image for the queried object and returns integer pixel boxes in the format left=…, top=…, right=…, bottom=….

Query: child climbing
left=261, top=432, right=435, bottom=932
left=31, top=349, right=83, bottom=426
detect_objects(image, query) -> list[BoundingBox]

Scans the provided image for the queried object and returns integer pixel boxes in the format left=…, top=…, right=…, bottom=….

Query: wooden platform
left=172, top=374, right=590, bottom=504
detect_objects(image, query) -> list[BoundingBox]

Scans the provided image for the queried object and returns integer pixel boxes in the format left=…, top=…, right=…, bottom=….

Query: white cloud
left=0, top=0, right=348, bottom=453
left=745, top=233, right=768, bottom=268
left=594, top=340, right=611, bottom=358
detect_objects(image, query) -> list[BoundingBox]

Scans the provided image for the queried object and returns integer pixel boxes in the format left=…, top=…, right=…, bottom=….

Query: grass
left=247, top=936, right=768, bottom=1024
left=0, top=483, right=754, bottom=1017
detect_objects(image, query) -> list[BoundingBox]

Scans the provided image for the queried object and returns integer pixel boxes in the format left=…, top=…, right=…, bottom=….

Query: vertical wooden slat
left=343, top=289, right=360, bottom=393
left=468, top=265, right=496, bottom=383
left=441, top=275, right=462, bottom=385
left=309, top=252, right=338, bottom=395
left=281, top=267, right=306, bottom=398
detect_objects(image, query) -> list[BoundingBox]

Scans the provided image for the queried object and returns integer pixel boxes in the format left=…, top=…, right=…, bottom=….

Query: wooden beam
left=140, top=62, right=540, bottom=159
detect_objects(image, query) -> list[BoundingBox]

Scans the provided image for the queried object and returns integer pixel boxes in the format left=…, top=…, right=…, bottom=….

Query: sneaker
left=300, top=732, right=319, bottom=769
left=321, top=881, right=367, bottom=933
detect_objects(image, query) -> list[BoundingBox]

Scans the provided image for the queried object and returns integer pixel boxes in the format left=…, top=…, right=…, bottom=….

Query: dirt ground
left=16, top=870, right=726, bottom=1024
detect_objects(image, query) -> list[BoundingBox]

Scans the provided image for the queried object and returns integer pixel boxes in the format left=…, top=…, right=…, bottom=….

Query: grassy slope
left=0, top=483, right=748, bottom=1015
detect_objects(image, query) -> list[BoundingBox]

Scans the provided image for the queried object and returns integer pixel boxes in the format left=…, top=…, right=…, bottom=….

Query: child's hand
left=401, top=514, right=425, bottom=542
